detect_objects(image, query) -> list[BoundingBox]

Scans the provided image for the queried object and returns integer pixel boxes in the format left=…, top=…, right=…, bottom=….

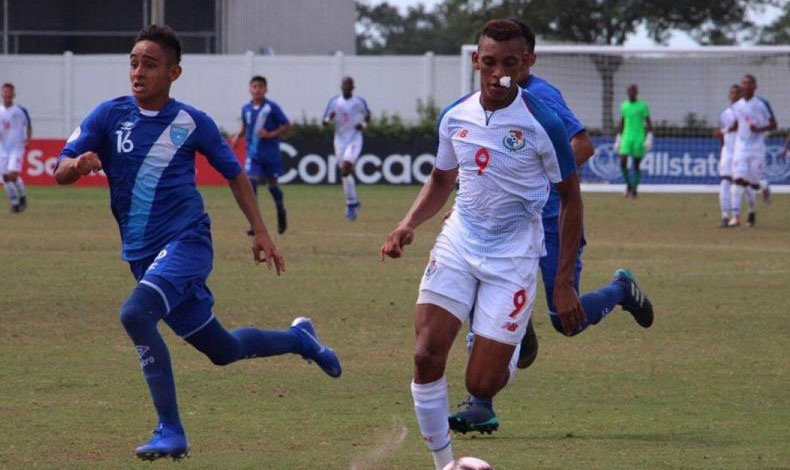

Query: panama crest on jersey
left=170, top=125, right=189, bottom=146
left=503, top=129, right=526, bottom=151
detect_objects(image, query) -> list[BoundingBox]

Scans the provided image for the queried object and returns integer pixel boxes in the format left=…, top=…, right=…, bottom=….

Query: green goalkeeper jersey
left=620, top=99, right=650, bottom=138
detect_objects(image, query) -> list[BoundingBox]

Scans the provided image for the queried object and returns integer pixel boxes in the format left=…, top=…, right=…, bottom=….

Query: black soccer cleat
left=448, top=400, right=499, bottom=435
left=746, top=212, right=756, bottom=227
left=614, top=268, right=653, bottom=328
left=516, top=318, right=538, bottom=369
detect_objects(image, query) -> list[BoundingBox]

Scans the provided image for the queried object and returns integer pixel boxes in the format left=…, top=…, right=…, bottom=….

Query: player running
left=54, top=25, right=340, bottom=461
left=0, top=83, right=31, bottom=213
left=448, top=18, right=655, bottom=436
left=322, top=76, right=370, bottom=221
left=728, top=74, right=776, bottom=227
left=616, top=84, right=653, bottom=198
left=231, top=75, right=291, bottom=235
left=381, top=20, right=585, bottom=470
left=714, top=84, right=741, bottom=228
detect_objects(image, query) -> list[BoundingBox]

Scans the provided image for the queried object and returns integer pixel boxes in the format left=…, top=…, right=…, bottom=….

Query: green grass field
left=1, top=185, right=789, bottom=470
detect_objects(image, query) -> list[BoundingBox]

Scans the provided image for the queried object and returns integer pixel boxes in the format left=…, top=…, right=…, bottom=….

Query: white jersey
left=323, top=95, right=370, bottom=145
left=0, top=104, right=30, bottom=149
left=732, top=96, right=774, bottom=151
left=435, top=90, right=576, bottom=258
left=718, top=106, right=737, bottom=155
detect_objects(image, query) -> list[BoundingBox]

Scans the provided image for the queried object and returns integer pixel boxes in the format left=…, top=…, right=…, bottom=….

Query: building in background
left=0, top=0, right=355, bottom=55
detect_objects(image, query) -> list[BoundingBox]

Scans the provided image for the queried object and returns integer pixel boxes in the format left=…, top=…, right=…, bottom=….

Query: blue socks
left=470, top=395, right=493, bottom=411
left=268, top=185, right=285, bottom=213
left=121, top=285, right=303, bottom=433
left=186, top=318, right=301, bottom=365
left=120, top=286, right=182, bottom=431
left=550, top=280, right=626, bottom=335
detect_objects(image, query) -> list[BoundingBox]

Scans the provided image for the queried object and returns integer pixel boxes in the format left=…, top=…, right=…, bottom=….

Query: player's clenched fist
left=380, top=225, right=415, bottom=260
left=75, top=151, right=102, bottom=175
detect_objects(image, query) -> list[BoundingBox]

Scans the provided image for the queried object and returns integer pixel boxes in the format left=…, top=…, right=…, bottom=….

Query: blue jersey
left=242, top=99, right=289, bottom=161
left=57, top=96, right=241, bottom=261
left=523, top=75, right=585, bottom=219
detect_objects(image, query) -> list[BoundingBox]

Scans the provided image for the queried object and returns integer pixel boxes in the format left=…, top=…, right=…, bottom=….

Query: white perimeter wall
left=3, top=49, right=790, bottom=138
left=0, top=52, right=460, bottom=138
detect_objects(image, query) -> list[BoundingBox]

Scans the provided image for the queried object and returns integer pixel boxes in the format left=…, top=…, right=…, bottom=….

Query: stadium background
left=2, top=0, right=790, bottom=189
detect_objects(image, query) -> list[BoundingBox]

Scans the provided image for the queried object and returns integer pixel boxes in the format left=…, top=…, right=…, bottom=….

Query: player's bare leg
left=449, top=335, right=514, bottom=435
left=412, top=303, right=461, bottom=470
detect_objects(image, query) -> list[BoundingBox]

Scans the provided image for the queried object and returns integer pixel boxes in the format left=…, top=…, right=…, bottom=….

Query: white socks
left=342, top=175, right=358, bottom=205
left=411, top=377, right=453, bottom=470
left=745, top=186, right=756, bottom=213
left=730, top=184, right=744, bottom=216
left=3, top=180, right=18, bottom=205
left=719, top=179, right=731, bottom=219
left=14, top=178, right=25, bottom=198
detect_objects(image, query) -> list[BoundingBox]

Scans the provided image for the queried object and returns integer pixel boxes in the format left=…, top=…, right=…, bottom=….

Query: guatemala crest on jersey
left=170, top=125, right=189, bottom=146
left=503, top=129, right=526, bottom=151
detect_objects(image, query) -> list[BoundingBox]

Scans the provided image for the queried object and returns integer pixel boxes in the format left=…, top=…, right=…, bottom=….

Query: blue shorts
left=245, top=154, right=284, bottom=180
left=539, top=216, right=587, bottom=314
left=128, top=223, right=215, bottom=338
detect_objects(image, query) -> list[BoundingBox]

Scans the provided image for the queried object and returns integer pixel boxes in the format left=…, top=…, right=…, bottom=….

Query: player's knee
left=119, top=287, right=163, bottom=332
left=413, top=346, right=445, bottom=376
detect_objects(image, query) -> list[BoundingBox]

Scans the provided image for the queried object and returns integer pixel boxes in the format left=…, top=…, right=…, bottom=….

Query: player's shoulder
left=88, top=96, right=136, bottom=121
left=525, top=75, right=563, bottom=100
left=438, top=91, right=477, bottom=122
left=169, top=99, right=218, bottom=129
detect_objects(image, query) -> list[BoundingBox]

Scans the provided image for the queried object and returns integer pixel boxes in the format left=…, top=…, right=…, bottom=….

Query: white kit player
left=0, top=83, right=31, bottom=213
left=322, top=76, right=370, bottom=221
left=714, top=84, right=740, bottom=228
left=380, top=20, right=583, bottom=470
left=729, top=74, right=776, bottom=227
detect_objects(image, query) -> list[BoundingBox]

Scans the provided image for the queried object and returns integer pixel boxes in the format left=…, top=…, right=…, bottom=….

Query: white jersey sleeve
left=434, top=113, right=458, bottom=170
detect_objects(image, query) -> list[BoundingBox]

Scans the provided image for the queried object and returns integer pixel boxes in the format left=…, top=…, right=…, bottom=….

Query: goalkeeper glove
left=644, top=132, right=654, bottom=152
left=614, top=133, right=621, bottom=153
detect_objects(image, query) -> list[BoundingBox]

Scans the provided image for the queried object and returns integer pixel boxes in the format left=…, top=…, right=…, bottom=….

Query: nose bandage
left=499, top=76, right=511, bottom=87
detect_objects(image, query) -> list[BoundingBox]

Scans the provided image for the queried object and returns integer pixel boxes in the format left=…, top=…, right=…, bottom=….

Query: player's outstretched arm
left=553, top=172, right=585, bottom=335
left=228, top=172, right=285, bottom=275
left=54, top=151, right=102, bottom=185
left=380, top=167, right=457, bottom=260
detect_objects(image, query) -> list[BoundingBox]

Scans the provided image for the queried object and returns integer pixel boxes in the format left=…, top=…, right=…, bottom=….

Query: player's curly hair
left=479, top=19, right=524, bottom=44
left=135, top=24, right=182, bottom=65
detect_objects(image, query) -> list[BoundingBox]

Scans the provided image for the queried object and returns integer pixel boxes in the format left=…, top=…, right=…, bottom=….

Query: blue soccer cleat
left=614, top=268, right=654, bottom=328
left=290, top=317, right=342, bottom=378
left=448, top=399, right=499, bottom=435
left=345, top=202, right=360, bottom=221
left=134, top=424, right=190, bottom=461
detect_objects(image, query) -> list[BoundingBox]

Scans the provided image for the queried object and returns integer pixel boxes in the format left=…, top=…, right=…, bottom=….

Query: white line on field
left=349, top=417, right=408, bottom=470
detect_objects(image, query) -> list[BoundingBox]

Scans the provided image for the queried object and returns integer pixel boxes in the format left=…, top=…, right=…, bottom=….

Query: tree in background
left=758, top=2, right=790, bottom=44
left=356, top=0, right=772, bottom=53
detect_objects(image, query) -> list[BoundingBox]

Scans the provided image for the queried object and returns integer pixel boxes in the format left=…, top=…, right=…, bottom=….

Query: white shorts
left=718, top=147, right=733, bottom=178
left=334, top=134, right=363, bottom=165
left=733, top=147, right=764, bottom=184
left=0, top=145, right=24, bottom=174
left=417, top=231, right=539, bottom=345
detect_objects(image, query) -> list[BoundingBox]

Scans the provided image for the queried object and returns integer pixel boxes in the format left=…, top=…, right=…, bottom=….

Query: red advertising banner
left=21, top=139, right=240, bottom=186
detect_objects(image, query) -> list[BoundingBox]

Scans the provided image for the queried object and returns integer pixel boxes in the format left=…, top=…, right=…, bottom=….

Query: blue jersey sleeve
left=194, top=112, right=242, bottom=180
left=272, top=102, right=289, bottom=127
left=527, top=78, right=585, bottom=139
left=57, top=101, right=110, bottom=167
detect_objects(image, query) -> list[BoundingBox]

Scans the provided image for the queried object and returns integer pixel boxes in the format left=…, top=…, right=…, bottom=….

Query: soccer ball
left=442, top=457, right=494, bottom=470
